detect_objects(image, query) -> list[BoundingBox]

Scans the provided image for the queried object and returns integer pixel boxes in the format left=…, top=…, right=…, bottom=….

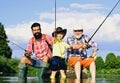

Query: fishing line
left=0, top=36, right=26, bottom=51
left=88, top=0, right=120, bottom=43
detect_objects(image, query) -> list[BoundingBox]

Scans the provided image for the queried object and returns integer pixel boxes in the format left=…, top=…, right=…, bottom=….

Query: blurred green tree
left=0, top=22, right=12, bottom=58
left=105, top=53, right=116, bottom=69
left=96, top=56, right=105, bottom=69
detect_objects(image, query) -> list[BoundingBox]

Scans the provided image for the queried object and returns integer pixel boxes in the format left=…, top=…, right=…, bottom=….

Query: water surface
left=0, top=74, right=120, bottom=83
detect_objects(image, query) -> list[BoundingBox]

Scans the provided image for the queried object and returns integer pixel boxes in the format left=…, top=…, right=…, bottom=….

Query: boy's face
left=56, top=33, right=64, bottom=40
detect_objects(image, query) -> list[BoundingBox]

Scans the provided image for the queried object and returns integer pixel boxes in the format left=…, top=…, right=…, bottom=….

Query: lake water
left=0, top=74, right=120, bottom=83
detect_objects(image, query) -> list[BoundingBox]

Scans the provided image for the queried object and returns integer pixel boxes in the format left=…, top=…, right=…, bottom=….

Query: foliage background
left=0, top=22, right=120, bottom=76
left=0, top=52, right=120, bottom=76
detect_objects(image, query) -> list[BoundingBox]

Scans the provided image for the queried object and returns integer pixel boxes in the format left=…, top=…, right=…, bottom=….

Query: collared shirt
left=26, top=34, right=53, bottom=59
left=53, top=39, right=70, bottom=58
left=67, top=34, right=98, bottom=59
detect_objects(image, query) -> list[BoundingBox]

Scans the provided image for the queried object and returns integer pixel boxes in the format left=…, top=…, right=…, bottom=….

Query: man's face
left=73, top=30, right=83, bottom=36
left=32, top=26, right=42, bottom=39
left=32, top=26, right=41, bottom=34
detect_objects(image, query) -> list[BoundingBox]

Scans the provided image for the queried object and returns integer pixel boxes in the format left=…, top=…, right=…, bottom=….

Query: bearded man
left=67, top=27, right=98, bottom=83
left=18, top=23, right=53, bottom=79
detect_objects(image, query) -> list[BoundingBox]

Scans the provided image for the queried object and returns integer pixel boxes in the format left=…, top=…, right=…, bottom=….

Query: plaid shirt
left=67, top=34, right=98, bottom=59
left=26, top=34, right=53, bottom=59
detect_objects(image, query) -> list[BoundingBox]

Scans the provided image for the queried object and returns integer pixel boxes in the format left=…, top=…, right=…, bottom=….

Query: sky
left=0, top=0, right=120, bottom=60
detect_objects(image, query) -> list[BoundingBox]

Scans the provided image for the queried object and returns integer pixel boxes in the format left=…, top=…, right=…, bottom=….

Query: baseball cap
left=73, top=27, right=83, bottom=30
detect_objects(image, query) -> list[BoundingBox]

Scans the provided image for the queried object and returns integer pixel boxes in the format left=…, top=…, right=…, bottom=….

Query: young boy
left=50, top=27, right=71, bottom=79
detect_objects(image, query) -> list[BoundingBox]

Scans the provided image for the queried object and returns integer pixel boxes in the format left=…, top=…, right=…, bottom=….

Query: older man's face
left=73, top=30, right=83, bottom=36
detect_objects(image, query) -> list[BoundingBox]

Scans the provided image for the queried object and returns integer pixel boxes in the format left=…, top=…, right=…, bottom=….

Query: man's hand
left=82, top=44, right=88, bottom=49
left=72, top=44, right=87, bottom=49
left=24, top=50, right=32, bottom=57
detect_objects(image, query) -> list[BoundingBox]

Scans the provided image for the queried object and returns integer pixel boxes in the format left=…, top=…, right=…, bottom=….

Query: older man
left=67, top=27, right=98, bottom=83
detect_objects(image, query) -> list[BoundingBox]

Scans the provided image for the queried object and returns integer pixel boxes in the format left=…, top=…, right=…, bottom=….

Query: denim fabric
left=31, top=58, right=41, bottom=67
left=50, top=56, right=67, bottom=71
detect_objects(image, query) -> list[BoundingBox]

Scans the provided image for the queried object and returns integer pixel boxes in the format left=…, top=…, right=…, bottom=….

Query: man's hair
left=31, top=22, right=41, bottom=30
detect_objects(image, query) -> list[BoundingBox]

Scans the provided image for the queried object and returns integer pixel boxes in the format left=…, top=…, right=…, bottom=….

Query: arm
left=91, top=49, right=98, bottom=58
left=25, top=38, right=33, bottom=57
left=67, top=36, right=87, bottom=49
left=80, top=34, right=98, bottom=58
left=72, top=44, right=87, bottom=49
left=89, top=41, right=98, bottom=58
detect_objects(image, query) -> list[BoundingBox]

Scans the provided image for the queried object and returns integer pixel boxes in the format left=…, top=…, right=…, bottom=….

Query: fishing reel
left=85, top=43, right=91, bottom=49
left=24, top=50, right=32, bottom=57
left=87, top=44, right=91, bottom=49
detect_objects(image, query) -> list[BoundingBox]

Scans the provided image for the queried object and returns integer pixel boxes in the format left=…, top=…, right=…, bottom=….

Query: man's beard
left=74, top=34, right=82, bottom=39
left=33, top=32, right=42, bottom=39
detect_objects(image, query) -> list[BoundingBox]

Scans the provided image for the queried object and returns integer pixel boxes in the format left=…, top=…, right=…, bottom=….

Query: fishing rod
left=52, top=0, right=58, bottom=39
left=0, top=36, right=26, bottom=51
left=0, top=0, right=57, bottom=54
left=0, top=0, right=57, bottom=56
left=8, top=40, right=26, bottom=51
left=53, top=0, right=57, bottom=37
left=55, top=0, right=56, bottom=29
left=0, top=36, right=34, bottom=57
left=81, top=0, right=120, bottom=81
left=88, top=0, right=120, bottom=43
